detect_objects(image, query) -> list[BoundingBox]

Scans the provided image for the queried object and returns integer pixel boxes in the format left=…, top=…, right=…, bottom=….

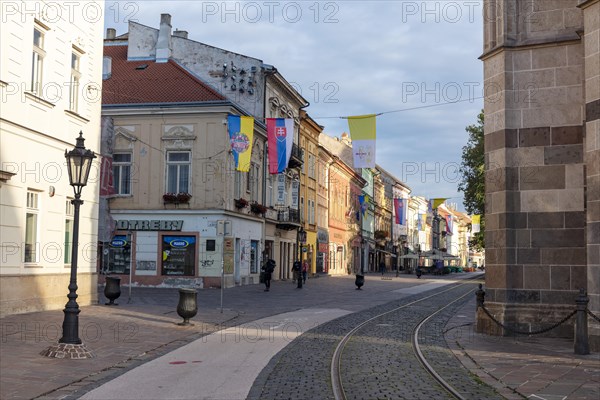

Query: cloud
left=105, top=1, right=484, bottom=210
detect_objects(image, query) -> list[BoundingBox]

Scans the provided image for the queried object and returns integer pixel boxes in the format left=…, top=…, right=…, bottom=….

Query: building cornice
left=578, top=0, right=599, bottom=9
left=479, top=36, right=581, bottom=61
left=102, top=102, right=267, bottom=133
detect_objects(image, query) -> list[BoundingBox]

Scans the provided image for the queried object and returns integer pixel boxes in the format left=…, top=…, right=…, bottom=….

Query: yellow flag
left=347, top=114, right=377, bottom=168
left=431, top=198, right=447, bottom=209
left=472, top=214, right=481, bottom=233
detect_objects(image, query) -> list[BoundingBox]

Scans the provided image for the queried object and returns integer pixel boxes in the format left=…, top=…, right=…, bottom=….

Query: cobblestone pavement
left=2, top=272, right=598, bottom=400
left=0, top=274, right=425, bottom=399
left=248, top=279, right=501, bottom=400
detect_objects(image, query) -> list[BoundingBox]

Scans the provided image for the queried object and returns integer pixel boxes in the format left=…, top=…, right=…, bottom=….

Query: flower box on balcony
left=163, top=193, right=178, bottom=203
left=176, top=192, right=192, bottom=203
left=250, top=202, right=267, bottom=215
left=374, top=230, right=389, bottom=240
left=235, top=198, right=249, bottom=209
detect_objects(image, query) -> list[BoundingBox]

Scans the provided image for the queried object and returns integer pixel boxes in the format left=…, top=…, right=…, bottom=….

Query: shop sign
left=317, top=229, right=329, bottom=243
left=110, top=238, right=127, bottom=247
left=116, top=220, right=183, bottom=231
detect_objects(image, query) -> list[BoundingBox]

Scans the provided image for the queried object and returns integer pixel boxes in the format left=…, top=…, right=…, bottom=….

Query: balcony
left=288, top=143, right=304, bottom=169
left=276, top=207, right=301, bottom=230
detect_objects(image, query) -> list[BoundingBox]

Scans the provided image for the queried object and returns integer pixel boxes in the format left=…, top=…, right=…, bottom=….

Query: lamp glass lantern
left=65, top=131, right=96, bottom=196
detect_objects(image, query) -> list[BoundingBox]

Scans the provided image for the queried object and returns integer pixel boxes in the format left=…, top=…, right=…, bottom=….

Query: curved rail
left=331, top=279, right=478, bottom=400
left=411, top=289, right=474, bottom=400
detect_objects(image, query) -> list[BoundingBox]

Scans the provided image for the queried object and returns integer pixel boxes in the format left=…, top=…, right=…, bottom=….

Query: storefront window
left=250, top=241, right=258, bottom=273
left=161, top=235, right=196, bottom=276
left=108, top=234, right=131, bottom=274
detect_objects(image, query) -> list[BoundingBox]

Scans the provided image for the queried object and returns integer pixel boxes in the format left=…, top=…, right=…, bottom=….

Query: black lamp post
left=61, top=131, right=96, bottom=344
left=296, top=227, right=306, bottom=289
left=41, top=131, right=96, bottom=359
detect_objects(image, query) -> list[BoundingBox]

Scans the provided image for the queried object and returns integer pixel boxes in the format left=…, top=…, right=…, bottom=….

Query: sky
left=103, top=0, right=484, bottom=210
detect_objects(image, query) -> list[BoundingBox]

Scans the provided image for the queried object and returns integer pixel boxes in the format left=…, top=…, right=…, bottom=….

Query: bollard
left=355, top=274, right=364, bottom=290
left=476, top=283, right=485, bottom=309
left=177, top=288, right=198, bottom=326
left=104, top=276, right=121, bottom=305
left=574, top=288, right=590, bottom=355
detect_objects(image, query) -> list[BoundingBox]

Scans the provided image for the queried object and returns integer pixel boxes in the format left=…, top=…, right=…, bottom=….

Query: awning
left=420, top=250, right=444, bottom=260
left=376, top=249, right=397, bottom=257
left=399, top=253, right=419, bottom=259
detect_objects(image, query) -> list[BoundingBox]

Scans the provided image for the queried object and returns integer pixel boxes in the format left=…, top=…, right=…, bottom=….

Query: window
left=250, top=163, right=259, bottom=202
left=108, top=234, right=131, bottom=274
left=69, top=49, right=81, bottom=112
left=64, top=200, right=74, bottom=264
left=161, top=235, right=196, bottom=276
left=31, top=26, right=45, bottom=94
left=25, top=191, right=39, bottom=263
left=234, top=171, right=243, bottom=199
left=250, top=240, right=258, bottom=273
left=206, top=240, right=216, bottom=252
left=166, top=151, right=190, bottom=194
left=113, top=152, right=132, bottom=195
left=308, top=153, right=316, bottom=179
left=300, top=197, right=304, bottom=221
left=309, top=199, right=315, bottom=225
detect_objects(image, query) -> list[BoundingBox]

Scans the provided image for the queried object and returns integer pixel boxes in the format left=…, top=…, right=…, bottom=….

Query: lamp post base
left=41, top=342, right=95, bottom=359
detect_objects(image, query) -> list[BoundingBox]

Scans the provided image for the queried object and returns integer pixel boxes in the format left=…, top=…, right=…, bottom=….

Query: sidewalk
left=446, top=297, right=600, bottom=400
left=1, top=273, right=598, bottom=399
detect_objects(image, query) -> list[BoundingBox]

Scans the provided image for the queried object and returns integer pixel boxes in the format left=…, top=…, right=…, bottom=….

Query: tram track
left=331, top=277, right=487, bottom=400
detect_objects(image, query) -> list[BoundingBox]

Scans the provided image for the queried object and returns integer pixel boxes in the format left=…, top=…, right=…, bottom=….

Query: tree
left=458, top=111, right=484, bottom=250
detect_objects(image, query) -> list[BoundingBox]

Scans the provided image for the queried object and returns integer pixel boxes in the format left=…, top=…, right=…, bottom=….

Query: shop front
left=316, top=229, right=329, bottom=273
left=99, top=212, right=263, bottom=288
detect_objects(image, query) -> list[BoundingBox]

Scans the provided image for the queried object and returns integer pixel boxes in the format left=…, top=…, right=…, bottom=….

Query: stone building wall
left=480, top=0, right=599, bottom=348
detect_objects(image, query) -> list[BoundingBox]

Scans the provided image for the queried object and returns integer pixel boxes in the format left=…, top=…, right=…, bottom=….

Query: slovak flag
left=267, top=118, right=294, bottom=174
left=394, top=198, right=407, bottom=225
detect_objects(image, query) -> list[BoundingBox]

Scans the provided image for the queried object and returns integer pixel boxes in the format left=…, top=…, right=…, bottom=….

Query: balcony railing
left=276, top=207, right=301, bottom=230
left=288, top=143, right=304, bottom=169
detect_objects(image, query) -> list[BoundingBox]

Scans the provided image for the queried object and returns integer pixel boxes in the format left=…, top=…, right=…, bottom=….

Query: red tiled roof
left=102, top=45, right=225, bottom=105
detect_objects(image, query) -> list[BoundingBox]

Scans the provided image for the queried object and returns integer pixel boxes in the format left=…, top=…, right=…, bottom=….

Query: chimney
left=106, top=28, right=116, bottom=39
left=102, top=57, right=112, bottom=80
left=156, top=13, right=172, bottom=63
left=173, top=29, right=188, bottom=39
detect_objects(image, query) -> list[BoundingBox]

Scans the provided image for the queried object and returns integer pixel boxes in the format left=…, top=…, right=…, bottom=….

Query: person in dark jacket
left=262, top=259, right=275, bottom=291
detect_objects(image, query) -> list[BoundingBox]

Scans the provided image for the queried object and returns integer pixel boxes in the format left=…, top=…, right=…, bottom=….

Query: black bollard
left=177, top=288, right=198, bottom=326
left=355, top=274, right=364, bottom=290
left=476, top=283, right=485, bottom=309
left=574, top=288, right=590, bottom=355
left=104, top=276, right=121, bottom=305
left=294, top=261, right=302, bottom=289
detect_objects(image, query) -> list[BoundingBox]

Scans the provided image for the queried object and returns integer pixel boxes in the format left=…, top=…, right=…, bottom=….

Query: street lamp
left=42, top=131, right=96, bottom=359
left=296, top=227, right=306, bottom=288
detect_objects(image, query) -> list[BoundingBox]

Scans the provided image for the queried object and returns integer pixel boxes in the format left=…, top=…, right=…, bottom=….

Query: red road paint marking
left=192, top=361, right=202, bottom=363
left=169, top=361, right=187, bottom=364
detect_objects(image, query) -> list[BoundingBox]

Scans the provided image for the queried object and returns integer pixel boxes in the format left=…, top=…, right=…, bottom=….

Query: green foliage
left=458, top=110, right=485, bottom=250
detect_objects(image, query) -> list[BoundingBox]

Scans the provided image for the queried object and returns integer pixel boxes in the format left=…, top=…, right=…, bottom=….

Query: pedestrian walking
left=379, top=260, right=386, bottom=276
left=262, top=259, right=275, bottom=291
left=292, top=260, right=301, bottom=283
left=302, top=260, right=308, bottom=284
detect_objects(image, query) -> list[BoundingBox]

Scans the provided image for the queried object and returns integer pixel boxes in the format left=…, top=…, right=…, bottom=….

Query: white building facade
left=0, top=1, right=105, bottom=315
